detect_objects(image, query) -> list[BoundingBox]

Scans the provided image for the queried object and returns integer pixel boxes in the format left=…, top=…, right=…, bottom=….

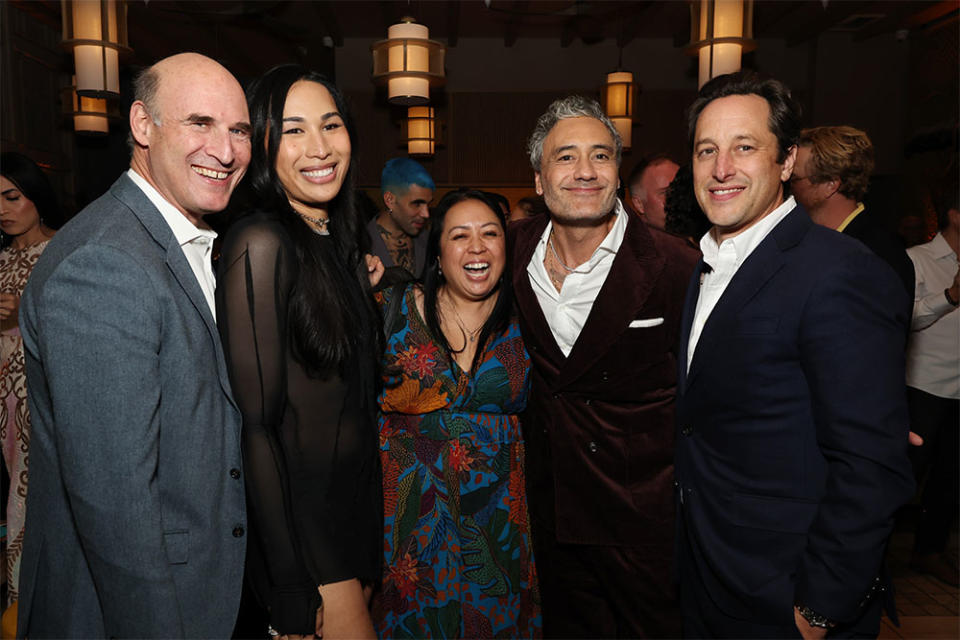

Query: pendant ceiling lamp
left=403, top=106, right=437, bottom=156
left=371, top=17, right=446, bottom=106
left=61, top=0, right=131, bottom=98
left=687, top=0, right=755, bottom=89
left=602, top=71, right=636, bottom=149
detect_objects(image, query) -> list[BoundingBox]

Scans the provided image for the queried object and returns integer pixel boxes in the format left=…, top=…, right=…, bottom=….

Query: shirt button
left=553, top=392, right=561, bottom=399
left=588, top=441, right=598, bottom=453
left=584, top=398, right=591, bottom=406
left=681, top=426, right=693, bottom=437
left=232, top=525, right=245, bottom=538
left=230, top=468, right=241, bottom=479
left=601, top=371, right=609, bottom=381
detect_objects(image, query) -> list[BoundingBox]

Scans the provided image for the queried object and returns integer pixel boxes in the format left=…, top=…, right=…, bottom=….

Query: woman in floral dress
left=373, top=190, right=541, bottom=638
left=0, top=152, right=61, bottom=606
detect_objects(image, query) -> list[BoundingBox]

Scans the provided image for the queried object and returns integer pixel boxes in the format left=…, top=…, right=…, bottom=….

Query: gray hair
left=527, top=95, right=622, bottom=171
left=127, top=65, right=162, bottom=151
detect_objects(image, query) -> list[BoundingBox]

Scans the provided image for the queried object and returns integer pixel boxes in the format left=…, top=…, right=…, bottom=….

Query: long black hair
left=243, top=64, right=380, bottom=391
left=1, top=152, right=63, bottom=248
left=421, top=189, right=513, bottom=374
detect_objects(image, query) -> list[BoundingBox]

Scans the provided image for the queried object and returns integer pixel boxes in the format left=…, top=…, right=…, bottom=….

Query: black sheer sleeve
left=216, top=216, right=321, bottom=634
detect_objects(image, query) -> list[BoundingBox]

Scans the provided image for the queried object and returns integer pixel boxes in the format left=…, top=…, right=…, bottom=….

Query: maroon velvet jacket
left=510, top=209, right=698, bottom=548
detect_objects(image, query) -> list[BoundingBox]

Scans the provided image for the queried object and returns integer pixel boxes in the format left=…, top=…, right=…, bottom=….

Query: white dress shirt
left=127, top=169, right=218, bottom=319
left=527, top=200, right=628, bottom=357
left=687, top=196, right=797, bottom=370
left=905, top=232, right=959, bottom=399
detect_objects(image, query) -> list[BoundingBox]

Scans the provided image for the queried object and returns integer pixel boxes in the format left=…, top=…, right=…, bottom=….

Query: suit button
left=553, top=393, right=561, bottom=399
left=230, top=468, right=241, bottom=479
left=601, top=371, right=609, bottom=381
left=588, top=441, right=598, bottom=453
left=681, top=426, right=693, bottom=437
left=584, top=398, right=591, bottom=406
left=232, top=525, right=245, bottom=538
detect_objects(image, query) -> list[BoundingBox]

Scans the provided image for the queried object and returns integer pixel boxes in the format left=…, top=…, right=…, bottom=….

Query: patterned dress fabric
left=373, top=285, right=542, bottom=639
left=0, top=239, right=49, bottom=605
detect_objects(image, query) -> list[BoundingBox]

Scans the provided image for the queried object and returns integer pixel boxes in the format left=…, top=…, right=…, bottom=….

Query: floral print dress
left=373, top=285, right=542, bottom=639
left=0, top=239, right=49, bottom=605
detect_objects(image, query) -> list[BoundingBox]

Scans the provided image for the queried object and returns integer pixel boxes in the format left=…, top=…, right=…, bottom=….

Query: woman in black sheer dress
left=216, top=65, right=381, bottom=638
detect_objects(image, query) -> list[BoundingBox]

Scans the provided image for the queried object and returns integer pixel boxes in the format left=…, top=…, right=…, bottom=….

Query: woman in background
left=0, top=152, right=61, bottom=607
left=217, top=65, right=381, bottom=639
left=373, top=190, right=541, bottom=638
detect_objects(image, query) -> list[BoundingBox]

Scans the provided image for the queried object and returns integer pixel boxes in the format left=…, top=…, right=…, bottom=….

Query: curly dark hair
left=664, top=165, right=712, bottom=241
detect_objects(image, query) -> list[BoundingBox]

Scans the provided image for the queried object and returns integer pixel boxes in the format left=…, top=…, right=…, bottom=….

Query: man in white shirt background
left=904, top=193, right=959, bottom=587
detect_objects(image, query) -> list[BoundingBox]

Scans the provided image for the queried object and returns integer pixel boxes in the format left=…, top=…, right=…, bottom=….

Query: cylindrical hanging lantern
left=405, top=106, right=436, bottom=156
left=687, top=0, right=755, bottom=89
left=372, top=17, right=446, bottom=106
left=602, top=71, right=636, bottom=149
left=61, top=0, right=130, bottom=98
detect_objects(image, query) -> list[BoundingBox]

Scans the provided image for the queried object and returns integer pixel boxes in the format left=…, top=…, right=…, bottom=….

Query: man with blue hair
left=367, top=157, right=434, bottom=278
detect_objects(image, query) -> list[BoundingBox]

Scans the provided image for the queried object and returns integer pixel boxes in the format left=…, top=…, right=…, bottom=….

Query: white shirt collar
left=699, top=196, right=796, bottom=270
left=535, top=198, right=628, bottom=273
left=126, top=169, right=217, bottom=245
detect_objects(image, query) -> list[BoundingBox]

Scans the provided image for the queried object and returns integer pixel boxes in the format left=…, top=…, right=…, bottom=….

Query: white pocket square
left=629, top=317, right=664, bottom=328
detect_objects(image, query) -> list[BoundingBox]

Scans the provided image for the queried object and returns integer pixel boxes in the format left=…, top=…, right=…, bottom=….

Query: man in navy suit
left=675, top=71, right=914, bottom=638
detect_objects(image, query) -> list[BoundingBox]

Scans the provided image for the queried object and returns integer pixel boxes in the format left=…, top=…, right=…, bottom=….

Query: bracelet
left=796, top=604, right=836, bottom=629
left=945, top=287, right=959, bottom=307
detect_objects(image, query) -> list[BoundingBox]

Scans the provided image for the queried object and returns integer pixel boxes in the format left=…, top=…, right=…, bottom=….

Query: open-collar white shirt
left=527, top=199, right=628, bottom=357
left=687, top=196, right=797, bottom=370
left=127, top=169, right=218, bottom=319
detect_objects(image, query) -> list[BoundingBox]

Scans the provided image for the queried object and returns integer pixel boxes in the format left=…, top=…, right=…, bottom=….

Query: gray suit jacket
left=17, top=174, right=246, bottom=638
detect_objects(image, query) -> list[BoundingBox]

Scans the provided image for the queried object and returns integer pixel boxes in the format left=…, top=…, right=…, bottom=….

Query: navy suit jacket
left=18, top=174, right=246, bottom=638
left=675, top=205, right=914, bottom=627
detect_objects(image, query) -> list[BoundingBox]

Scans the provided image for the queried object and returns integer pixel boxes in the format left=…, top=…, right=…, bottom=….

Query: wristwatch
left=796, top=604, right=837, bottom=630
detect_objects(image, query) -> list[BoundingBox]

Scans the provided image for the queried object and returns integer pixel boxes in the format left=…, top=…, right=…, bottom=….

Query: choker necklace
left=297, top=212, right=330, bottom=235
left=548, top=230, right=578, bottom=273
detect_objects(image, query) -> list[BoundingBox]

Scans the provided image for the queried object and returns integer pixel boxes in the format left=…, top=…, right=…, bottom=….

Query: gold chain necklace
left=548, top=229, right=578, bottom=272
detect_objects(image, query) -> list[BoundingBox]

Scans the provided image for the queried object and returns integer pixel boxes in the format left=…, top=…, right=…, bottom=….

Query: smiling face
left=535, top=116, right=619, bottom=225
left=386, top=184, right=433, bottom=236
left=439, top=199, right=506, bottom=303
left=274, top=80, right=352, bottom=220
left=0, top=175, right=42, bottom=240
left=692, top=94, right=796, bottom=243
left=132, top=55, right=252, bottom=226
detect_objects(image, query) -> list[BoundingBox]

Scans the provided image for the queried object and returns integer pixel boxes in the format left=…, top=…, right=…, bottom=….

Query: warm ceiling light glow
left=405, top=106, right=436, bottom=156
left=687, top=0, right=755, bottom=89
left=602, top=71, right=635, bottom=149
left=64, top=76, right=110, bottom=135
left=371, top=17, right=445, bottom=106
left=61, top=0, right=130, bottom=98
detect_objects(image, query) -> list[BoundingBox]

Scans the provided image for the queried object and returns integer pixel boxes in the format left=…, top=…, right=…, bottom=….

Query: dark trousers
left=531, top=512, right=680, bottom=639
left=907, top=386, right=960, bottom=555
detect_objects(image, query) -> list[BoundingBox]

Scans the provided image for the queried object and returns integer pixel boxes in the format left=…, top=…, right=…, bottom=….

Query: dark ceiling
left=16, top=0, right=960, bottom=78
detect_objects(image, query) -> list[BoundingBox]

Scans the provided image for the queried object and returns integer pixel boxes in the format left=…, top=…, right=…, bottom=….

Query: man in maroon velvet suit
left=509, top=95, right=698, bottom=638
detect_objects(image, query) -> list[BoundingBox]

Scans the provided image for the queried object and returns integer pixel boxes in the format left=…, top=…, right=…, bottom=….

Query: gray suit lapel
left=110, top=175, right=237, bottom=406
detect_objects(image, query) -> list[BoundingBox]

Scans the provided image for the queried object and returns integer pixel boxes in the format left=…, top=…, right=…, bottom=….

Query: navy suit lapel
left=558, top=214, right=664, bottom=386
left=110, top=175, right=237, bottom=406
left=684, top=206, right=810, bottom=390
left=678, top=258, right=708, bottom=392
